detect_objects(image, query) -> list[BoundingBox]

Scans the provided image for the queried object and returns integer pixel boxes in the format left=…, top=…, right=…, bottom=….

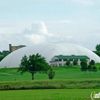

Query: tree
left=66, top=59, right=70, bottom=66
left=89, top=60, right=98, bottom=73
left=73, top=59, right=78, bottom=66
left=17, top=53, right=50, bottom=80
left=48, top=67, right=55, bottom=79
left=94, top=44, right=100, bottom=57
left=80, top=59, right=87, bottom=73
left=93, top=51, right=100, bottom=57
left=0, top=51, right=10, bottom=61
left=87, top=64, right=92, bottom=73
left=96, top=44, right=100, bottom=51
left=92, top=66, right=97, bottom=73
left=89, top=60, right=95, bottom=66
left=0, top=56, right=4, bottom=61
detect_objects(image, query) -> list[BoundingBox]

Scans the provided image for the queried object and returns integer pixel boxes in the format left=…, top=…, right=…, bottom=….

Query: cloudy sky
left=0, top=0, right=100, bottom=51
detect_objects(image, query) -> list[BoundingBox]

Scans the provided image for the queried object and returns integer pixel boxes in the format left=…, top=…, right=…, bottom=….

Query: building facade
left=50, top=55, right=90, bottom=67
left=9, top=44, right=26, bottom=52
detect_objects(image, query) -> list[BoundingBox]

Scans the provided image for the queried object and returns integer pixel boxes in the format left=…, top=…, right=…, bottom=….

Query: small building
left=9, top=44, right=26, bottom=53
left=50, top=55, right=90, bottom=66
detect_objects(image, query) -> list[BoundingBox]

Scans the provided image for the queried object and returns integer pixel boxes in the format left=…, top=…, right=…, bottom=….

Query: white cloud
left=0, top=20, right=100, bottom=51
left=0, top=20, right=54, bottom=50
left=24, top=21, right=54, bottom=44
left=72, top=0, right=93, bottom=5
left=25, top=34, right=46, bottom=44
left=23, top=21, right=53, bottom=36
left=0, top=21, right=75, bottom=51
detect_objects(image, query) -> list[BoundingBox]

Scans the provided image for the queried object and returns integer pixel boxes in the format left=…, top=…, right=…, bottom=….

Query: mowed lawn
left=0, top=89, right=99, bottom=100
left=0, top=64, right=100, bottom=81
left=0, top=65, right=100, bottom=100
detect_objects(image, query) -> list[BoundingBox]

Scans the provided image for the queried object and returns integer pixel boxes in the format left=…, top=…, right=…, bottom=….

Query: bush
left=48, top=68, right=55, bottom=79
left=73, top=59, right=78, bottom=66
left=66, top=60, right=70, bottom=66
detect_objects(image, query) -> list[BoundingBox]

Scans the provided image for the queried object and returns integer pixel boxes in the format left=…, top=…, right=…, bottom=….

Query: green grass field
left=0, top=64, right=100, bottom=99
left=0, top=64, right=100, bottom=81
left=0, top=89, right=99, bottom=100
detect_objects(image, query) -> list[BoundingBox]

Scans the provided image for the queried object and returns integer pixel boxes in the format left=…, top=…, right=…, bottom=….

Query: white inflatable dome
left=0, top=43, right=100, bottom=68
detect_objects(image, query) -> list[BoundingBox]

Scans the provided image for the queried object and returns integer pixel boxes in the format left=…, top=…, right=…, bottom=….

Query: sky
left=0, top=0, right=100, bottom=51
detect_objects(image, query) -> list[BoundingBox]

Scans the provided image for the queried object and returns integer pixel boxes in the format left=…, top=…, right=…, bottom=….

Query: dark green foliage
left=17, top=53, right=50, bottom=80
left=94, top=44, right=100, bottom=57
left=2, top=51, right=10, bottom=56
left=92, top=66, right=97, bottom=73
left=87, top=64, right=92, bottom=73
left=96, top=44, right=100, bottom=51
left=73, top=59, right=78, bottom=65
left=88, top=60, right=98, bottom=73
left=89, top=60, right=95, bottom=66
left=18, top=55, right=29, bottom=74
left=48, top=67, right=55, bottom=79
left=0, top=51, right=10, bottom=61
left=0, top=56, right=4, bottom=61
left=66, top=60, right=70, bottom=66
left=80, top=59, right=87, bottom=73
left=0, top=51, right=2, bottom=55
left=81, top=67, right=87, bottom=73
left=94, top=51, right=100, bottom=57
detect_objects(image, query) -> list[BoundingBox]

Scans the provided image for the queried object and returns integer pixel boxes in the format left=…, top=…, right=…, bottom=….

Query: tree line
left=80, top=59, right=98, bottom=73
left=0, top=51, right=9, bottom=61
left=66, top=59, right=98, bottom=73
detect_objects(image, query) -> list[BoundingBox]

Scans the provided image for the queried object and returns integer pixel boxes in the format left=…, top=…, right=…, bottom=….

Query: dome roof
left=0, top=43, right=100, bottom=68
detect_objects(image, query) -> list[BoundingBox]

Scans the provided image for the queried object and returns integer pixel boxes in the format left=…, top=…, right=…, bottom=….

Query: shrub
left=48, top=68, right=55, bottom=79
left=66, top=60, right=70, bottom=66
left=73, top=59, right=78, bottom=66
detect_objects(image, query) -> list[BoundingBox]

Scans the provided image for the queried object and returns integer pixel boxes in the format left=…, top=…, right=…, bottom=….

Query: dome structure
left=0, top=43, right=100, bottom=68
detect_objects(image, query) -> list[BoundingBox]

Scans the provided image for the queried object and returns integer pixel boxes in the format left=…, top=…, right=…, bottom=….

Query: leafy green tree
left=66, top=59, right=70, bottom=66
left=0, top=51, right=10, bottom=61
left=89, top=60, right=98, bottom=73
left=0, top=56, right=4, bottom=61
left=87, top=64, right=92, bottom=73
left=93, top=51, right=100, bottom=57
left=80, top=59, right=87, bottom=73
left=92, top=66, right=97, bottom=73
left=17, top=53, right=50, bottom=80
left=89, top=60, right=95, bottom=66
left=94, top=44, right=100, bottom=57
left=73, top=59, right=78, bottom=66
left=96, top=44, right=100, bottom=51
left=48, top=67, right=55, bottom=79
